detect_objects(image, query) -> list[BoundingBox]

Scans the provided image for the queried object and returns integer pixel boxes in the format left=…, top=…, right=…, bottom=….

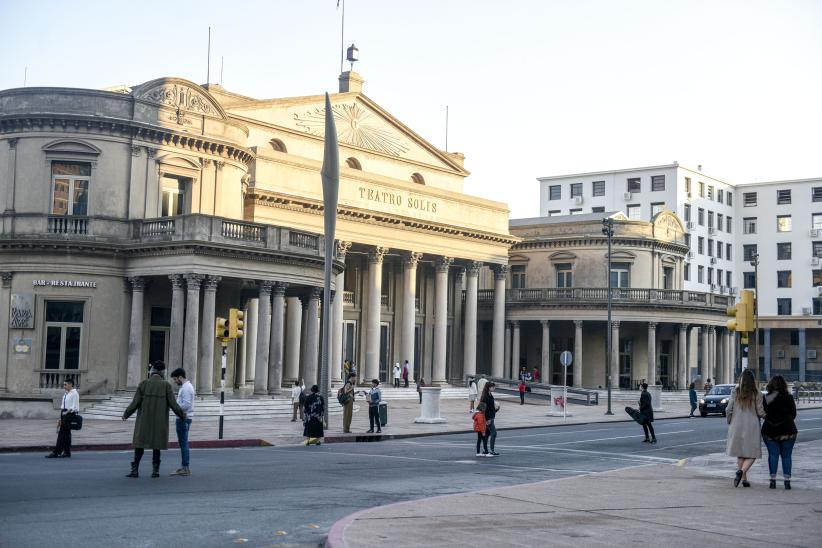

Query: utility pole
left=751, top=252, right=760, bottom=383
left=602, top=217, right=614, bottom=415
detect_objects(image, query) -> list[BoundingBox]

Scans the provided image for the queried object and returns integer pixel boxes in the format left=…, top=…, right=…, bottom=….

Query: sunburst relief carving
left=294, top=103, right=409, bottom=157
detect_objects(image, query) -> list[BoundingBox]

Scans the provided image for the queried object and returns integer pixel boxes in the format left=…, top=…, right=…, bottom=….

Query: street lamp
left=602, top=217, right=614, bottom=415
left=750, top=252, right=760, bottom=382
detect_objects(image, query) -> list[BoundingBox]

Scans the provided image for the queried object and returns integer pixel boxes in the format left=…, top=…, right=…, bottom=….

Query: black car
left=699, top=384, right=734, bottom=416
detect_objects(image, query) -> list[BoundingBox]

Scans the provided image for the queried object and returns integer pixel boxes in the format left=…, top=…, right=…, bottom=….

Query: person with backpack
left=338, top=373, right=356, bottom=433
left=291, top=380, right=304, bottom=422
left=303, top=385, right=324, bottom=446
left=366, top=379, right=382, bottom=433
left=473, top=402, right=489, bottom=457
left=762, top=375, right=798, bottom=490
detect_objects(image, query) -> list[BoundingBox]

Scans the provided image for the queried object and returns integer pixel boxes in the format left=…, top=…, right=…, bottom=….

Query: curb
left=0, top=438, right=271, bottom=454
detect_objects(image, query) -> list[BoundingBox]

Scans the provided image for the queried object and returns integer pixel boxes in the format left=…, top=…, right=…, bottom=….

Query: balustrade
left=473, top=287, right=727, bottom=311
left=37, top=369, right=84, bottom=390
left=47, top=216, right=88, bottom=235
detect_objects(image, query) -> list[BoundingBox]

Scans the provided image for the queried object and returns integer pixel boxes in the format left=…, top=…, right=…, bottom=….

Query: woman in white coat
left=726, top=368, right=766, bottom=487
left=392, top=363, right=401, bottom=388
left=468, top=379, right=478, bottom=412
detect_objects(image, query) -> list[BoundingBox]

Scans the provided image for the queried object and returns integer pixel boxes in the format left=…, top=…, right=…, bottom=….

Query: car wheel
left=700, top=412, right=708, bottom=417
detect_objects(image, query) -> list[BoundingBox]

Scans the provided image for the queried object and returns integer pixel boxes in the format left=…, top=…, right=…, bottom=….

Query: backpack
left=337, top=384, right=351, bottom=405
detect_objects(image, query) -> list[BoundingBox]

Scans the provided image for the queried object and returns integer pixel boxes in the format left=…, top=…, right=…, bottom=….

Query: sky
left=1, top=0, right=821, bottom=217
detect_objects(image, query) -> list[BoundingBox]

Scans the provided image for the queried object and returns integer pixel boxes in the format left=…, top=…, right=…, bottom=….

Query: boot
left=784, top=480, right=791, bottom=490
left=151, top=460, right=160, bottom=478
left=125, top=462, right=139, bottom=478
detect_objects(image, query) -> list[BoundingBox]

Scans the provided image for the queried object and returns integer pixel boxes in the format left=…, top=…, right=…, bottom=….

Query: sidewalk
left=328, top=439, right=822, bottom=548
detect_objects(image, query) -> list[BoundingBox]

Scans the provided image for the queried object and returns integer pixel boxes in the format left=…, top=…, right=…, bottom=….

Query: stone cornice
left=512, top=236, right=688, bottom=256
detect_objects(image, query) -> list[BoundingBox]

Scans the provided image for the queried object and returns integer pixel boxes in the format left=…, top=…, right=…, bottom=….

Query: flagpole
left=339, top=0, right=345, bottom=74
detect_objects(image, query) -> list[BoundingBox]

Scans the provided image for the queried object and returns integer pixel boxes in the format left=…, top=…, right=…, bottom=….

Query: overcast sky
left=2, top=0, right=820, bottom=217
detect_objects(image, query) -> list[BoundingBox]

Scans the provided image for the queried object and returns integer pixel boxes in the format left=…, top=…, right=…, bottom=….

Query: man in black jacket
left=639, top=383, right=657, bottom=444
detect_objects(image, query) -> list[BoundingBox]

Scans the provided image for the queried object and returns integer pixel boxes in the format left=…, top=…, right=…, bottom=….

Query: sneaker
left=366, top=429, right=374, bottom=433
left=489, top=451, right=500, bottom=456
left=170, top=467, right=190, bottom=476
left=476, top=453, right=483, bottom=457
left=483, top=453, right=492, bottom=457
left=651, top=439, right=657, bottom=444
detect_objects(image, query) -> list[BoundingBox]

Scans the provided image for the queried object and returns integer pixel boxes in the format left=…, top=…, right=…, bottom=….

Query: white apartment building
left=536, top=165, right=822, bottom=382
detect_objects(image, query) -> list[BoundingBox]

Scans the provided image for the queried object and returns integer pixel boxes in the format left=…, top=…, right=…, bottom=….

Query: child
left=473, top=402, right=489, bottom=457
left=518, top=380, right=526, bottom=405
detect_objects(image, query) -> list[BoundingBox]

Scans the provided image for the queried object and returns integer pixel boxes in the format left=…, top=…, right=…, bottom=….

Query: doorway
left=619, top=339, right=633, bottom=389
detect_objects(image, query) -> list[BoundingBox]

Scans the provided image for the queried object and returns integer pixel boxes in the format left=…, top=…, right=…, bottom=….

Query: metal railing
left=474, top=287, right=730, bottom=310
left=467, top=375, right=599, bottom=406
left=47, top=215, right=88, bottom=235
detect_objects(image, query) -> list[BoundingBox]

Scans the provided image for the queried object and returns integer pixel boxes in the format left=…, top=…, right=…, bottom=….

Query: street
left=2, top=409, right=822, bottom=547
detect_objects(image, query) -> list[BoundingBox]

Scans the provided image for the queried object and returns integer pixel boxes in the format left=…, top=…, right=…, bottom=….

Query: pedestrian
left=518, top=380, right=526, bottom=405
left=170, top=368, right=194, bottom=476
left=480, top=381, right=499, bottom=456
left=417, top=377, right=426, bottom=404
left=468, top=378, right=478, bottom=412
left=688, top=382, right=698, bottom=417
left=519, top=367, right=527, bottom=381
left=392, top=362, right=401, bottom=388
left=122, top=361, right=186, bottom=478
left=704, top=377, right=714, bottom=393
left=726, top=368, right=766, bottom=488
left=349, top=362, right=358, bottom=382
left=340, top=372, right=356, bottom=433
left=477, top=375, right=488, bottom=398
left=762, top=375, right=797, bottom=490
left=46, top=379, right=79, bottom=459
left=366, top=379, right=382, bottom=433
left=639, top=382, right=657, bottom=444
left=343, top=360, right=350, bottom=380
left=303, top=385, right=324, bottom=445
left=473, top=402, right=489, bottom=457
left=532, top=367, right=540, bottom=384
left=290, top=380, right=304, bottom=422
left=402, top=360, right=409, bottom=387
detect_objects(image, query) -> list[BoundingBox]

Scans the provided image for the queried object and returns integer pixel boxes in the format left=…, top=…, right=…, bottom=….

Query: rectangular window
left=511, top=265, right=527, bottom=289
left=717, top=213, right=723, bottom=231
left=549, top=185, right=561, bottom=200
left=813, top=213, right=822, bottom=230
left=570, top=183, right=582, bottom=198
left=698, top=208, right=705, bottom=226
left=569, top=208, right=583, bottom=215
left=814, top=270, right=822, bottom=286
left=777, top=298, right=792, bottom=316
left=743, top=217, right=757, bottom=234
left=777, top=271, right=792, bottom=288
left=698, top=237, right=704, bottom=254
left=717, top=188, right=724, bottom=204
left=44, top=301, right=84, bottom=370
left=813, top=187, right=822, bottom=202
left=684, top=204, right=691, bottom=222
left=698, top=266, right=704, bottom=283
left=627, top=204, right=641, bottom=220
left=708, top=211, right=714, bottom=229
left=708, top=239, right=714, bottom=257
left=556, top=264, right=573, bottom=288
left=815, top=299, right=822, bottom=315
left=814, top=241, right=822, bottom=258
left=592, top=180, right=605, bottom=196
left=726, top=271, right=732, bottom=288
left=777, top=242, right=792, bottom=260
left=684, top=263, right=691, bottom=281
left=699, top=181, right=705, bottom=197
left=717, top=241, right=723, bottom=259
left=727, top=191, right=733, bottom=206
left=707, top=267, right=713, bottom=285
left=777, top=189, right=791, bottom=205
left=51, top=162, right=90, bottom=216
left=627, top=178, right=641, bottom=193
left=743, top=272, right=755, bottom=288
left=743, top=244, right=758, bottom=261
left=707, top=185, right=714, bottom=200
left=591, top=206, right=605, bottom=213
left=651, top=175, right=665, bottom=191
left=160, top=175, right=189, bottom=217
left=777, top=215, right=792, bottom=232
left=663, top=267, right=673, bottom=289
left=651, top=202, right=665, bottom=216
left=610, top=262, right=631, bottom=288
left=548, top=210, right=561, bottom=217
left=726, top=216, right=732, bottom=233
left=684, top=233, right=691, bottom=248
left=685, top=177, right=691, bottom=194
left=744, top=192, right=757, bottom=206
left=726, top=243, right=732, bottom=260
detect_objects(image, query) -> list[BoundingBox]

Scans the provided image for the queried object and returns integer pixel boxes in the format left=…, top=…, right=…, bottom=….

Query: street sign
left=560, top=351, right=573, bottom=367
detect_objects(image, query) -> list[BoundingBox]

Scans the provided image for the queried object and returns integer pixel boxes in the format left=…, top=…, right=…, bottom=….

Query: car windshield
left=708, top=386, right=732, bottom=396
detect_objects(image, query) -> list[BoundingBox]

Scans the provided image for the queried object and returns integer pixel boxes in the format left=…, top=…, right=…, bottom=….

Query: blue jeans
left=764, top=437, right=795, bottom=479
left=176, top=418, right=192, bottom=467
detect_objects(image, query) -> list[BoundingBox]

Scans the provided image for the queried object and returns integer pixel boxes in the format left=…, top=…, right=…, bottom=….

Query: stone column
left=126, top=277, right=146, bottom=389
left=689, top=326, right=699, bottom=385
left=183, top=274, right=204, bottom=388
left=709, top=326, right=717, bottom=383
left=729, top=332, right=737, bottom=382
left=491, top=265, right=508, bottom=378
left=302, top=287, right=321, bottom=386
left=284, top=297, right=302, bottom=384
left=168, top=274, right=185, bottom=371
left=647, top=322, right=657, bottom=385
left=611, top=321, right=621, bottom=389
left=198, top=275, right=220, bottom=395
left=254, top=281, right=275, bottom=395
left=332, top=242, right=352, bottom=384
left=700, top=326, right=709, bottom=383
left=511, top=320, right=521, bottom=380
left=763, top=328, right=772, bottom=380
left=245, top=298, right=259, bottom=385
left=432, top=256, right=452, bottom=385
left=504, top=321, right=512, bottom=379
left=400, top=252, right=423, bottom=382
left=541, top=320, right=551, bottom=386
left=365, top=247, right=388, bottom=382
left=463, top=261, right=481, bottom=379
left=718, top=329, right=728, bottom=384
left=678, top=324, right=688, bottom=389
left=268, top=282, right=287, bottom=394
left=0, top=273, right=12, bottom=392
left=799, top=328, right=806, bottom=382
left=573, top=320, right=583, bottom=388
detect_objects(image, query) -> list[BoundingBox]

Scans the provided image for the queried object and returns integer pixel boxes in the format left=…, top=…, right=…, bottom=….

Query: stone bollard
left=414, top=387, right=446, bottom=424
left=648, top=384, right=663, bottom=411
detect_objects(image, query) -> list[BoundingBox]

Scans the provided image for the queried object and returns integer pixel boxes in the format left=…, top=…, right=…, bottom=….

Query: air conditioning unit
left=802, top=307, right=812, bottom=316
left=623, top=192, right=632, bottom=200
left=730, top=287, right=738, bottom=295
left=810, top=228, right=819, bottom=237
left=811, top=257, right=821, bottom=267
left=809, top=350, right=818, bottom=360
left=816, top=286, right=822, bottom=296
left=708, top=227, right=716, bottom=235
left=776, top=350, right=785, bottom=359
left=710, top=257, right=717, bottom=264
left=687, top=251, right=694, bottom=259
left=573, top=195, right=584, bottom=205
left=686, top=221, right=695, bottom=230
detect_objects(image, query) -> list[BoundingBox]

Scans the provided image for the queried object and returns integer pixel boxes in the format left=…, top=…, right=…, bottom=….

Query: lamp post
left=602, top=217, right=614, bottom=415
left=750, top=252, right=760, bottom=382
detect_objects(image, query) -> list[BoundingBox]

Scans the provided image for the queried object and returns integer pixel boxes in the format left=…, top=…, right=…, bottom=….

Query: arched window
left=411, top=172, right=425, bottom=185
left=270, top=138, right=287, bottom=153
left=346, top=157, right=362, bottom=170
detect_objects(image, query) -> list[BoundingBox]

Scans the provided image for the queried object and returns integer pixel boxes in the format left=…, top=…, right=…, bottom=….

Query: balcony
left=473, top=287, right=730, bottom=312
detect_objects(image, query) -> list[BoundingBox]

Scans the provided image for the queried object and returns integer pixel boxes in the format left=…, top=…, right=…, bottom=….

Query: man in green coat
left=122, top=361, right=186, bottom=478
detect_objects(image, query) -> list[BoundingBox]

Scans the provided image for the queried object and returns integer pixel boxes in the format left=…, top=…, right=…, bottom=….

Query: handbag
left=67, top=413, right=83, bottom=431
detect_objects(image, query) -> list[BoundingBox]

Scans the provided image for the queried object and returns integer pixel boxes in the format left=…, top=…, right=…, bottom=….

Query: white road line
left=643, top=438, right=727, bottom=451
left=799, top=417, right=822, bottom=421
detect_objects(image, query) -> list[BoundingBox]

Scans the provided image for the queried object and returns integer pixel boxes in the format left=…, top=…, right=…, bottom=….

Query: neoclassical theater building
left=0, top=71, right=516, bottom=400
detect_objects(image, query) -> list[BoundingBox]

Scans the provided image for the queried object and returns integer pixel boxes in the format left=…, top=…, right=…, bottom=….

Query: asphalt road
left=2, top=409, right=821, bottom=548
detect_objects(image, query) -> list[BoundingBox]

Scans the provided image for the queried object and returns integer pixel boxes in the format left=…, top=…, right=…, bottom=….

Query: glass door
left=659, top=340, right=672, bottom=388
left=619, top=339, right=633, bottom=389
left=379, top=322, right=391, bottom=383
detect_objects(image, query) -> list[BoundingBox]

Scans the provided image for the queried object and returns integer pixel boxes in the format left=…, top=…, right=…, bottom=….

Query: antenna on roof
left=338, top=0, right=346, bottom=74
left=206, top=27, right=212, bottom=84
left=23, top=66, right=27, bottom=87
left=220, top=56, right=224, bottom=86
left=445, top=105, right=449, bottom=152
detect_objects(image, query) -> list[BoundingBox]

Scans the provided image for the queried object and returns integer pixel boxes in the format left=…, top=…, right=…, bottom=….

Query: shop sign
left=10, top=293, right=34, bottom=329
left=32, top=279, right=98, bottom=288
left=13, top=337, right=32, bottom=354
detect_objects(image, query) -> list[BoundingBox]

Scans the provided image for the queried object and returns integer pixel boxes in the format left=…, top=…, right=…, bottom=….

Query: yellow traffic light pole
left=217, top=309, right=245, bottom=439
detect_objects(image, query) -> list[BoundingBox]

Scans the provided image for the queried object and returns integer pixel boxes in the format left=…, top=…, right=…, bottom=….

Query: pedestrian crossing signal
left=215, top=317, right=229, bottom=340
left=229, top=308, right=244, bottom=339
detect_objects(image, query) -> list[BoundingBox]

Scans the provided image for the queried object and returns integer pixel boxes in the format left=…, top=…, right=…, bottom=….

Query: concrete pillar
left=198, top=275, right=220, bottom=395
left=245, top=298, right=259, bottom=385
left=126, top=277, right=146, bottom=389
left=302, top=288, right=321, bottom=386
left=504, top=321, right=512, bottom=379
left=729, top=332, right=737, bottom=382
left=764, top=327, right=772, bottom=380
left=647, top=322, right=657, bottom=385
left=799, top=328, right=806, bottom=382
left=511, top=320, right=521, bottom=380
left=168, top=274, right=185, bottom=371
left=611, top=321, right=621, bottom=389
left=432, top=256, right=452, bottom=385
left=463, top=261, right=481, bottom=379
left=573, top=320, right=583, bottom=388
left=678, top=324, right=688, bottom=389
left=491, top=265, right=508, bottom=378
left=541, top=320, right=551, bottom=385
left=0, top=273, right=12, bottom=392
left=689, top=326, right=698, bottom=385
left=331, top=242, right=351, bottom=384
left=365, top=247, right=388, bottom=382
left=700, top=326, right=710, bottom=384
left=401, top=252, right=422, bottom=382
left=254, top=281, right=275, bottom=395
left=284, top=297, right=302, bottom=385
left=268, top=282, right=287, bottom=394
left=451, top=267, right=464, bottom=383
left=720, top=329, right=729, bottom=384
left=708, top=326, right=716, bottom=383
left=183, top=274, right=203, bottom=388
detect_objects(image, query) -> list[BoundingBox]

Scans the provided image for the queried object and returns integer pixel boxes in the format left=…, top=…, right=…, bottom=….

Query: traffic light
left=215, top=317, right=229, bottom=340
left=742, top=289, right=756, bottom=333
left=229, top=308, right=245, bottom=339
left=727, top=289, right=755, bottom=333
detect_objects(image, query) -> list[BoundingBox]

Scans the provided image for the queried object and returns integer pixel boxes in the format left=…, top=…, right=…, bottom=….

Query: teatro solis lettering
left=358, top=186, right=437, bottom=214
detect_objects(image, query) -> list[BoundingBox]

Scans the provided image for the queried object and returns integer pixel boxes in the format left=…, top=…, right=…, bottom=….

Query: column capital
left=466, top=261, right=483, bottom=277
left=203, top=275, right=221, bottom=292
left=574, top=320, right=583, bottom=328
left=127, top=276, right=146, bottom=291
left=1, top=272, right=12, bottom=288
left=611, top=321, right=621, bottom=329
left=511, top=320, right=520, bottom=328
left=258, top=280, right=275, bottom=296
left=541, top=319, right=551, bottom=327
left=404, top=251, right=423, bottom=268
left=435, top=256, right=454, bottom=273
left=8, top=138, right=19, bottom=149
left=492, top=264, right=510, bottom=280
left=708, top=325, right=716, bottom=334
left=168, top=274, right=185, bottom=289
left=272, top=282, right=288, bottom=297
left=648, top=322, right=657, bottom=330
left=308, top=286, right=322, bottom=300
left=368, top=246, right=389, bottom=264
left=336, top=240, right=353, bottom=261
left=679, top=323, right=689, bottom=330
left=184, top=273, right=205, bottom=290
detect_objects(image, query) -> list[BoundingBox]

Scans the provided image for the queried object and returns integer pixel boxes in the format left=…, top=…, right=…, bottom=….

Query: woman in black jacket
left=762, top=375, right=797, bottom=489
left=480, top=382, right=499, bottom=456
left=639, top=383, right=657, bottom=444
